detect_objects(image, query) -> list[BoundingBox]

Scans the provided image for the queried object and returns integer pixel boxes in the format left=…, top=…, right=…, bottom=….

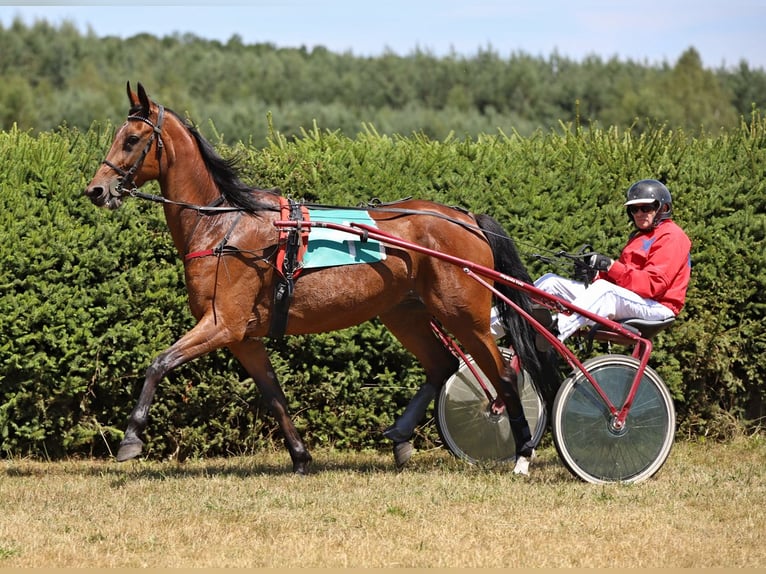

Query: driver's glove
left=588, top=253, right=613, bottom=272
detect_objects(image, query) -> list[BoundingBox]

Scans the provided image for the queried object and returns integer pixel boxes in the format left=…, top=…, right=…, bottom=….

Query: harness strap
left=184, top=211, right=243, bottom=262
left=275, top=198, right=310, bottom=279
left=269, top=198, right=311, bottom=338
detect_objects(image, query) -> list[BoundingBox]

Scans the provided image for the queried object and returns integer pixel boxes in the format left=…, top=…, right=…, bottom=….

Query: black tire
left=552, top=354, right=676, bottom=484
left=436, top=347, right=547, bottom=465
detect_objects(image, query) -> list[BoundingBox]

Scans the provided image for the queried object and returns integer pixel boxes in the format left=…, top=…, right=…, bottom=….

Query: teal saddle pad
left=302, top=208, right=386, bottom=269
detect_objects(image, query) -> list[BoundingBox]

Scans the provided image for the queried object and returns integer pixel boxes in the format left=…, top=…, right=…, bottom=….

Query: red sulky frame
left=275, top=218, right=654, bottom=432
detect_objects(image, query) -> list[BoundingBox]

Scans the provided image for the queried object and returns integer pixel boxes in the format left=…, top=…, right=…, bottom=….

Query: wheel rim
left=555, top=356, right=675, bottom=483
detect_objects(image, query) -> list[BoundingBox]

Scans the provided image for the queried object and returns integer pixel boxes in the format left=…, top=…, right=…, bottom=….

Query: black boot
left=383, top=383, right=437, bottom=443
left=383, top=384, right=437, bottom=469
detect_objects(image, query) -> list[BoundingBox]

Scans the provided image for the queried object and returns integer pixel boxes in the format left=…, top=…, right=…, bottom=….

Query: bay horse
left=85, top=82, right=551, bottom=474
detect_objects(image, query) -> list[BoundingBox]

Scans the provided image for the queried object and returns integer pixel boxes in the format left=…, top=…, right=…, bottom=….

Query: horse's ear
left=137, top=82, right=151, bottom=115
left=126, top=81, right=139, bottom=108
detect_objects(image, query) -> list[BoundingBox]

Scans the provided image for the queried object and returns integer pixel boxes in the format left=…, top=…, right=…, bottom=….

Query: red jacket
left=602, top=219, right=691, bottom=315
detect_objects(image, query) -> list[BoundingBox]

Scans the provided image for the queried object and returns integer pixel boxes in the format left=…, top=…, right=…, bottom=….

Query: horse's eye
left=126, top=134, right=141, bottom=148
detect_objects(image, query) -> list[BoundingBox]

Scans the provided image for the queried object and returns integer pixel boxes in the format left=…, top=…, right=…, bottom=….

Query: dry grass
left=0, top=435, right=764, bottom=568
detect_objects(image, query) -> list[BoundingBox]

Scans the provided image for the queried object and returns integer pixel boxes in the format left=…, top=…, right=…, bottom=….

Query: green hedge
left=0, top=115, right=764, bottom=460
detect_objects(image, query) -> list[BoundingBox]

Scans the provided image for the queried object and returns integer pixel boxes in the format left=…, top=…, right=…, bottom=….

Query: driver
left=518, top=179, right=692, bottom=342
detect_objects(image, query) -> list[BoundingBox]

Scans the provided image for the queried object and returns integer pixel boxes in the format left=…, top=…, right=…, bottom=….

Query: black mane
left=167, top=107, right=281, bottom=212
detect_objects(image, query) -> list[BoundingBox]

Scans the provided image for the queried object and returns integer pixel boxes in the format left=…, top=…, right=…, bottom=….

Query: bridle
left=98, top=105, right=247, bottom=215
left=102, top=105, right=166, bottom=199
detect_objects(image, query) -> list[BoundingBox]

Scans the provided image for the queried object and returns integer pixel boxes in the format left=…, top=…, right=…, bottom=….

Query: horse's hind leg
left=430, top=291, right=537, bottom=468
left=228, top=338, right=312, bottom=475
left=378, top=302, right=459, bottom=467
left=450, top=327, right=537, bottom=467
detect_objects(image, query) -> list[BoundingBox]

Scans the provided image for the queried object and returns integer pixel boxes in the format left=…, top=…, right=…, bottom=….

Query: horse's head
left=85, top=82, right=173, bottom=209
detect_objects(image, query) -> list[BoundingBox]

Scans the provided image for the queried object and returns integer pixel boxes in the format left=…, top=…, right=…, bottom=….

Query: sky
left=0, top=0, right=765, bottom=70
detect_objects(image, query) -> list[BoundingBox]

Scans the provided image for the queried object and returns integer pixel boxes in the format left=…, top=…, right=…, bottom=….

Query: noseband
left=102, top=105, right=166, bottom=198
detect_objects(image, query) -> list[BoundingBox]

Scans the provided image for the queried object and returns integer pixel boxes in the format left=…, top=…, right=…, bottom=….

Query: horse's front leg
left=228, top=338, right=312, bottom=475
left=117, top=315, right=231, bottom=462
left=116, top=352, right=172, bottom=461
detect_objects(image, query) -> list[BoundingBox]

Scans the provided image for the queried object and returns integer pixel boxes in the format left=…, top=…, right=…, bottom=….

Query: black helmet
left=624, top=179, right=672, bottom=225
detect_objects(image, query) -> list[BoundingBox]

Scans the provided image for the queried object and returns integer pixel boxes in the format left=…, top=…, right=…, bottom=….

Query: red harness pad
left=275, top=196, right=310, bottom=279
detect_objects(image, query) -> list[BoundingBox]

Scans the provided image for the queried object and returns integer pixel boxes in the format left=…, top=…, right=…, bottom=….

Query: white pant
left=533, top=273, right=675, bottom=341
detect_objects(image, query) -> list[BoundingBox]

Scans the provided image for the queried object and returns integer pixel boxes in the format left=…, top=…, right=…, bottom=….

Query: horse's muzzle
left=84, top=180, right=124, bottom=210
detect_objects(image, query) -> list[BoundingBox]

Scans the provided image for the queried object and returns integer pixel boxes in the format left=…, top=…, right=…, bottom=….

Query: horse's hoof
left=116, top=437, right=144, bottom=462
left=393, top=441, right=414, bottom=470
left=292, top=453, right=312, bottom=476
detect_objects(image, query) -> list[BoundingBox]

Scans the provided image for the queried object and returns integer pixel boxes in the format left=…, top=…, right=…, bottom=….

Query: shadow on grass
left=2, top=444, right=575, bottom=485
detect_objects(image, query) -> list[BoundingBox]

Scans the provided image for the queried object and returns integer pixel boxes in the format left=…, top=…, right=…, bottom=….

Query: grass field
left=0, top=435, right=763, bottom=568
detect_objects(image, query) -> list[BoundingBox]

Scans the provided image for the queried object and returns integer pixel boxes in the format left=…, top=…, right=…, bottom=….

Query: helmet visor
left=624, top=197, right=658, bottom=206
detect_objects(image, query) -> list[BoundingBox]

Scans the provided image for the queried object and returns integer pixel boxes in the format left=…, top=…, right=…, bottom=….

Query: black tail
left=475, top=214, right=561, bottom=402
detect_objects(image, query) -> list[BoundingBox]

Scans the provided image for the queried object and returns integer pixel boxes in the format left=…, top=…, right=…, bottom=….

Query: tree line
left=1, top=17, right=765, bottom=145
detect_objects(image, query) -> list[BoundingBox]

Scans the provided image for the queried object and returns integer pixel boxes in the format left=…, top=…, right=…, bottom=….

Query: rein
left=127, top=188, right=251, bottom=214
left=125, top=183, right=587, bottom=279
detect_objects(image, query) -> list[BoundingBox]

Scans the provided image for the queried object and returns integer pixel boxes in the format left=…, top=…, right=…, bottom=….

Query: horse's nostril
left=85, top=186, right=103, bottom=197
